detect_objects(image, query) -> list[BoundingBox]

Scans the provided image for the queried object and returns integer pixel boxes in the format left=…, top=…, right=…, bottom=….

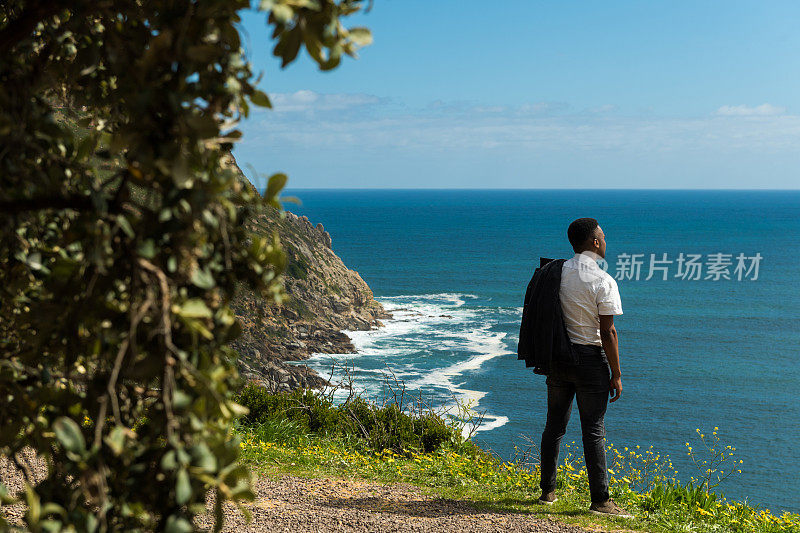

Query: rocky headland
left=231, top=188, right=390, bottom=391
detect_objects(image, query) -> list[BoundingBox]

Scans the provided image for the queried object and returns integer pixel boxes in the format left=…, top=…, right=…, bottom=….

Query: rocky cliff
left=231, top=198, right=390, bottom=391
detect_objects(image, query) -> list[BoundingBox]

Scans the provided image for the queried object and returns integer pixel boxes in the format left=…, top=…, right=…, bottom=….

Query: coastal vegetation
left=234, top=385, right=800, bottom=532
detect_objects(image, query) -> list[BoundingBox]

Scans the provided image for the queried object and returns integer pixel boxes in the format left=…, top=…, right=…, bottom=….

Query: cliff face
left=231, top=204, right=390, bottom=391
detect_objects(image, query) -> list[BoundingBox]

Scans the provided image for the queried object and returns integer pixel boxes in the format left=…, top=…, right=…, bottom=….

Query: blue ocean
left=281, top=189, right=800, bottom=513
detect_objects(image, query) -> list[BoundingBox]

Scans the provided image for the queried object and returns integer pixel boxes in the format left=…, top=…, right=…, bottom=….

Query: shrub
left=416, top=413, right=455, bottom=453
left=0, top=2, right=371, bottom=530
left=235, top=384, right=460, bottom=454
left=243, top=417, right=309, bottom=445
left=236, top=386, right=344, bottom=433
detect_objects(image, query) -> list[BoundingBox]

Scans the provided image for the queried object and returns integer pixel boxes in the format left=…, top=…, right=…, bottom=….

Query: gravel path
left=2, top=455, right=595, bottom=532
left=0, top=449, right=47, bottom=527
left=195, top=475, right=595, bottom=533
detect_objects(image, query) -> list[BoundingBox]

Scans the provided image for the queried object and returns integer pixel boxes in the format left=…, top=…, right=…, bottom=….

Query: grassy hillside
left=233, top=387, right=800, bottom=533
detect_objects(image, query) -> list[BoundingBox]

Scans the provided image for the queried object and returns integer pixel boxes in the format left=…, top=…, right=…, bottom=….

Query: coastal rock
left=231, top=170, right=390, bottom=390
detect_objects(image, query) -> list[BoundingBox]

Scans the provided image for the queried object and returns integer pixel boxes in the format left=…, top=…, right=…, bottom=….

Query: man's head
left=567, top=217, right=606, bottom=258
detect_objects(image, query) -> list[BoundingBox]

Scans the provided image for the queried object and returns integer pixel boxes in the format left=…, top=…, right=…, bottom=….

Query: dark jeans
left=539, top=343, right=611, bottom=503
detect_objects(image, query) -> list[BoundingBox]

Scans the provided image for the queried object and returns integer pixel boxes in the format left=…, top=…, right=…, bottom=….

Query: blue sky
left=234, top=1, right=800, bottom=189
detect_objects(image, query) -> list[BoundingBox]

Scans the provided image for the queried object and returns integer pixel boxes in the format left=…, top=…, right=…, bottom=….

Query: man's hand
left=600, top=314, right=623, bottom=403
left=609, top=375, right=622, bottom=402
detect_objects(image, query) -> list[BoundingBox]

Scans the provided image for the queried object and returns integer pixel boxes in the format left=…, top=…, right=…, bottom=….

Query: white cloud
left=239, top=93, right=800, bottom=178
left=235, top=94, right=800, bottom=187
left=425, top=100, right=569, bottom=116
left=268, top=90, right=381, bottom=112
left=244, top=102, right=800, bottom=154
left=588, top=104, right=618, bottom=114
left=715, top=103, right=787, bottom=116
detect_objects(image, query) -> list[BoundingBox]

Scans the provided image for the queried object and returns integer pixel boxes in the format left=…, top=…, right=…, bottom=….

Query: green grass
left=233, top=420, right=800, bottom=532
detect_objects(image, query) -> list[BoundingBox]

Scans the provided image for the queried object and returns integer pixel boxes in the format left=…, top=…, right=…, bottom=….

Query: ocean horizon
left=272, top=188, right=800, bottom=513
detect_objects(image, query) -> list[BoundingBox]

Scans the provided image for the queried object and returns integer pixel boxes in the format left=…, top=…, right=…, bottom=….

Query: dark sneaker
left=589, top=499, right=634, bottom=518
left=537, top=491, right=558, bottom=505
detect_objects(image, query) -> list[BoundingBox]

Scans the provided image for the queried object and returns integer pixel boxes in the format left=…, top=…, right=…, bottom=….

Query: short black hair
left=567, top=218, right=599, bottom=251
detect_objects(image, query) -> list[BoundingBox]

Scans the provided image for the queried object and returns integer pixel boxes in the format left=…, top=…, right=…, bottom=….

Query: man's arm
left=599, top=314, right=622, bottom=403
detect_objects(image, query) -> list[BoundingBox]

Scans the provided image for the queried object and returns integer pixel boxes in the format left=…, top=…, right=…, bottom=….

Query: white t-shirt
left=559, top=251, right=623, bottom=346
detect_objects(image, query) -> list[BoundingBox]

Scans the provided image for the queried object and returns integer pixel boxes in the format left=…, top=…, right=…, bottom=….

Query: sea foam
left=302, top=293, right=513, bottom=434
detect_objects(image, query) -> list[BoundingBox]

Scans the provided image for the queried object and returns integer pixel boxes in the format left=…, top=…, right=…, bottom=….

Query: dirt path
left=2, top=454, right=597, bottom=532
left=195, top=475, right=595, bottom=533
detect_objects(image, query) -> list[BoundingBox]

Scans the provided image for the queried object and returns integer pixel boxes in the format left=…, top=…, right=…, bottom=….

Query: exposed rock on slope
left=232, top=203, right=390, bottom=391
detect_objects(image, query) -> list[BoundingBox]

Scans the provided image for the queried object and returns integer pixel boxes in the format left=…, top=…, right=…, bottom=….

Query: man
left=518, top=217, right=632, bottom=518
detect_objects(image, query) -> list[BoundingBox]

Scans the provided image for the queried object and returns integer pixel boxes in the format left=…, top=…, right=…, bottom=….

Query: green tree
left=0, top=1, right=371, bottom=531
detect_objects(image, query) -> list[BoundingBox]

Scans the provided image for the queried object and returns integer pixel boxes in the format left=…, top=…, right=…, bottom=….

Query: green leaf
left=250, top=89, right=272, bottom=108
left=40, top=519, right=63, bottom=533
left=104, top=426, right=128, bottom=456
left=265, top=173, right=288, bottom=201
left=281, top=195, right=302, bottom=206
left=185, top=114, right=219, bottom=139
left=40, top=503, right=65, bottom=517
left=25, top=252, right=43, bottom=271
left=53, top=417, right=86, bottom=454
left=173, top=390, right=192, bottom=410
left=222, top=129, right=243, bottom=140
left=271, top=4, right=294, bottom=24
left=278, top=28, right=303, bottom=67
left=84, top=513, right=99, bottom=533
left=303, top=33, right=324, bottom=63
left=176, top=299, right=212, bottom=319
left=191, top=268, right=216, bottom=289
left=76, top=133, right=98, bottom=161
left=186, top=319, right=214, bottom=340
left=177, top=448, right=191, bottom=466
left=347, top=27, right=373, bottom=46
left=319, top=45, right=342, bottom=71
left=175, top=468, right=191, bottom=505
left=0, top=482, right=15, bottom=505
left=138, top=240, right=156, bottom=259
left=190, top=443, right=217, bottom=472
left=161, top=451, right=178, bottom=471
left=116, top=215, right=135, bottom=238
left=25, top=485, right=41, bottom=525
left=165, top=515, right=193, bottom=533
left=228, top=401, right=249, bottom=418
left=171, top=156, right=193, bottom=189
left=290, top=0, right=320, bottom=8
